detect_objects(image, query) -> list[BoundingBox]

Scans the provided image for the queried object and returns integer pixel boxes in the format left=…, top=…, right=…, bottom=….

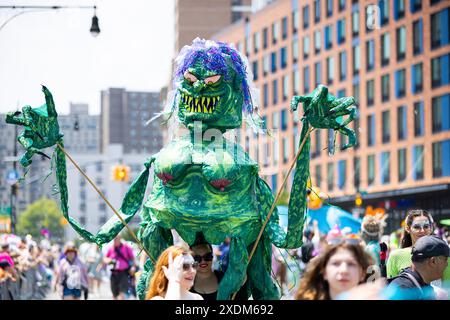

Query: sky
left=0, top=0, right=175, bottom=115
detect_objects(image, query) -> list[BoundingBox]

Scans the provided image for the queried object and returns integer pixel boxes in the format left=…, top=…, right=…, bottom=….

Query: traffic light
left=112, top=165, right=130, bottom=182
left=355, top=193, right=362, bottom=207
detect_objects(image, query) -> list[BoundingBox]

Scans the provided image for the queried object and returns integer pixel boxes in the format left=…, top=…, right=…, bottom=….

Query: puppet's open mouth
left=180, top=93, right=220, bottom=114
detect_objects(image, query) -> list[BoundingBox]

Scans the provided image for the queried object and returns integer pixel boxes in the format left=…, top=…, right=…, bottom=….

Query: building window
left=303, top=5, right=310, bottom=29
left=339, top=51, right=346, bottom=81
left=339, top=0, right=346, bottom=11
left=395, top=69, right=406, bottom=98
left=411, top=63, right=423, bottom=94
left=367, top=114, right=375, bottom=146
left=413, top=145, right=424, bottom=180
left=431, top=8, right=450, bottom=49
left=352, top=9, right=359, bottom=37
left=326, top=0, right=333, bottom=16
left=414, top=101, right=424, bottom=137
left=381, top=74, right=390, bottom=102
left=352, top=45, right=360, bottom=75
left=382, top=110, right=390, bottom=143
left=282, top=17, right=288, bottom=40
left=292, top=10, right=299, bottom=34
left=313, top=130, right=321, bottom=157
left=272, top=111, right=279, bottom=130
left=263, top=27, right=268, bottom=49
left=314, top=30, right=321, bottom=53
left=368, top=154, right=375, bottom=185
left=272, top=21, right=279, bottom=44
left=292, top=38, right=299, bottom=63
left=253, top=32, right=260, bottom=53
left=338, top=160, right=346, bottom=190
left=410, top=0, right=421, bottom=13
left=327, top=162, right=334, bottom=191
left=353, top=83, right=360, bottom=105
left=282, top=75, right=289, bottom=101
left=354, top=157, right=361, bottom=189
left=337, top=89, right=346, bottom=98
left=394, top=0, right=405, bottom=20
left=337, top=19, right=346, bottom=44
left=315, top=62, right=322, bottom=87
left=95, top=161, right=102, bottom=172
left=366, top=40, right=375, bottom=71
left=272, top=79, right=278, bottom=105
left=304, top=66, right=310, bottom=93
left=280, top=47, right=287, bottom=69
left=380, top=151, right=390, bottom=184
left=413, top=19, right=423, bottom=55
left=431, top=54, right=450, bottom=88
left=379, top=0, right=389, bottom=25
left=326, top=57, right=334, bottom=85
left=432, top=94, right=450, bottom=133
left=263, top=83, right=268, bottom=108
left=381, top=33, right=390, bottom=66
left=433, top=140, right=450, bottom=178
left=303, top=36, right=310, bottom=59
left=282, top=137, right=289, bottom=163
left=293, top=70, right=300, bottom=95
left=315, top=164, right=322, bottom=187
left=281, top=109, right=288, bottom=131
left=325, top=25, right=333, bottom=50
left=263, top=54, right=269, bottom=76
left=271, top=52, right=277, bottom=73
left=80, top=216, right=86, bottom=225
left=367, top=79, right=374, bottom=107
left=396, top=26, right=406, bottom=61
left=314, top=0, right=321, bottom=23
left=252, top=60, right=259, bottom=81
left=398, top=148, right=407, bottom=182
left=397, top=105, right=407, bottom=141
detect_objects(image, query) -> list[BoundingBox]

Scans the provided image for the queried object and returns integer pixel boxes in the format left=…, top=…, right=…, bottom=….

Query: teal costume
left=5, top=38, right=357, bottom=299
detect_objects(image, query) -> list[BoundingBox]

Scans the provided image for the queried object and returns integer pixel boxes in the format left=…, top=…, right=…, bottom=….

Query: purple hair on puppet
left=174, top=38, right=253, bottom=115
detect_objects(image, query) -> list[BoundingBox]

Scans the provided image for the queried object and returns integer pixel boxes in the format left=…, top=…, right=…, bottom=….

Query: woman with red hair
left=145, top=246, right=203, bottom=300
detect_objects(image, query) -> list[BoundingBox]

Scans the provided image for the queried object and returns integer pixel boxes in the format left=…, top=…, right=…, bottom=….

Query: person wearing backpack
left=386, top=235, right=449, bottom=300
left=104, top=235, right=136, bottom=300
left=54, top=243, right=88, bottom=300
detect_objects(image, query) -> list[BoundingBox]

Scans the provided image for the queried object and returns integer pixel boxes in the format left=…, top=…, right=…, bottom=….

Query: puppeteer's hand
left=162, top=252, right=184, bottom=283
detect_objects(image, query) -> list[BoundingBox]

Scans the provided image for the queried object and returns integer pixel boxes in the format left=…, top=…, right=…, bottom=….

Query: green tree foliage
left=16, top=197, right=65, bottom=241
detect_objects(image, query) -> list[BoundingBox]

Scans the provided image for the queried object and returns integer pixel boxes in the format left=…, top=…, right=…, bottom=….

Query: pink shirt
left=0, top=252, right=14, bottom=268
left=106, top=243, right=134, bottom=271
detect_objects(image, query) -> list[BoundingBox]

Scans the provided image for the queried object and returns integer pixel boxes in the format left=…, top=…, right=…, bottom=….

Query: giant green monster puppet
left=5, top=38, right=357, bottom=299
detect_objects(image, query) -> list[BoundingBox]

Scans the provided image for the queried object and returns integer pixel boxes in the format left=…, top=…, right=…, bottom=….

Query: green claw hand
left=291, top=85, right=358, bottom=150
left=5, top=86, right=63, bottom=166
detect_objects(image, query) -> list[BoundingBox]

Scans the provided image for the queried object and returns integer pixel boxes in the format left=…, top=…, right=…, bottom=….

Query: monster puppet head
left=173, top=38, right=254, bottom=131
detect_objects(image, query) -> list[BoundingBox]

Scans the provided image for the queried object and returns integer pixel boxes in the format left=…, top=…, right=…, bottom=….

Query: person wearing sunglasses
left=145, top=246, right=203, bottom=300
left=190, top=242, right=248, bottom=300
left=295, top=242, right=380, bottom=300
left=386, top=209, right=450, bottom=296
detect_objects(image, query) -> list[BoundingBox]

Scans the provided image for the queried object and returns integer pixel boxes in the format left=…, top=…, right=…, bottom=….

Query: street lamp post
left=0, top=5, right=100, bottom=36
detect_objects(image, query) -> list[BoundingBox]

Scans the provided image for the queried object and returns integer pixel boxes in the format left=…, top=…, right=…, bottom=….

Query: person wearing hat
left=386, top=235, right=449, bottom=300
left=54, top=243, right=89, bottom=300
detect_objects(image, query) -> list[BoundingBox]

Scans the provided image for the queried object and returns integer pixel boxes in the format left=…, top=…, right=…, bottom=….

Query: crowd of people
left=1, top=209, right=449, bottom=300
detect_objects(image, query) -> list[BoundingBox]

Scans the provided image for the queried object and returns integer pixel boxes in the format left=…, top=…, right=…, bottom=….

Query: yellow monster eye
left=204, top=75, right=221, bottom=84
left=184, top=71, right=198, bottom=83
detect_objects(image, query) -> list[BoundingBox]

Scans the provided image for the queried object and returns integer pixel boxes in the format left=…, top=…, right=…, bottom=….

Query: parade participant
left=386, top=209, right=450, bottom=291
left=190, top=239, right=248, bottom=300
left=295, top=242, right=374, bottom=300
left=145, top=246, right=202, bottom=300
left=386, top=235, right=449, bottom=300
left=5, top=38, right=357, bottom=300
left=103, top=235, right=135, bottom=300
left=54, top=243, right=88, bottom=300
left=360, top=214, right=386, bottom=268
